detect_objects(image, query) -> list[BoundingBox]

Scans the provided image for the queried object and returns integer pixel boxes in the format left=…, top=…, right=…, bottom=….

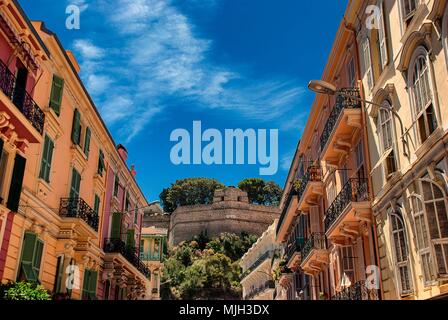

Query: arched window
left=378, top=101, right=397, bottom=178
left=409, top=48, right=438, bottom=144
left=420, top=179, right=448, bottom=276
left=409, top=194, right=436, bottom=285
left=389, top=208, right=413, bottom=295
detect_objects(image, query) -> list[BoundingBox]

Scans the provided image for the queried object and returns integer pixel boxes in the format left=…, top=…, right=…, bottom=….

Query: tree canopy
left=160, top=178, right=282, bottom=213
left=161, top=232, right=258, bottom=300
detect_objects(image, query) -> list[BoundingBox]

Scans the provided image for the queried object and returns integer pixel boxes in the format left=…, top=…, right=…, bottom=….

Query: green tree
left=0, top=282, right=51, bottom=300
left=160, top=178, right=225, bottom=213
left=238, top=178, right=282, bottom=206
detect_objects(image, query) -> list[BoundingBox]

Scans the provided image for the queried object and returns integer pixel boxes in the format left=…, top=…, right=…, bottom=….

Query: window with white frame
left=389, top=208, right=413, bottom=295
left=378, top=102, right=397, bottom=178
left=409, top=49, right=438, bottom=145
left=443, top=5, right=448, bottom=69
left=402, top=0, right=417, bottom=24
left=420, top=179, right=448, bottom=277
left=348, top=57, right=356, bottom=88
left=340, top=246, right=355, bottom=286
left=362, top=38, right=374, bottom=91
left=410, top=194, right=436, bottom=285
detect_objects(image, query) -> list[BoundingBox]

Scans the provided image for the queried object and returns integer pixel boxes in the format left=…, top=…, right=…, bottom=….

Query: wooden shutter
left=111, top=212, right=122, bottom=239
left=32, top=240, right=44, bottom=279
left=49, top=75, right=64, bottom=116
left=84, top=127, right=91, bottom=158
left=93, top=195, right=100, bottom=216
left=7, top=154, right=26, bottom=212
left=54, top=256, right=65, bottom=293
left=71, top=109, right=81, bottom=145
left=82, top=269, right=91, bottom=299
left=89, top=271, right=98, bottom=299
left=39, top=135, right=54, bottom=182
left=98, top=150, right=105, bottom=175
left=19, top=232, right=37, bottom=282
left=310, top=206, right=321, bottom=234
left=126, top=229, right=135, bottom=249
left=69, top=168, right=81, bottom=199
left=0, top=139, right=3, bottom=159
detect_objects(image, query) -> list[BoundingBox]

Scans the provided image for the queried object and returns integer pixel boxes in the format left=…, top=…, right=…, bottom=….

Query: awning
left=370, top=148, right=393, bottom=175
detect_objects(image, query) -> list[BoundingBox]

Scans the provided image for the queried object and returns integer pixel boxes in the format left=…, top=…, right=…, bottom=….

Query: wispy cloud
left=72, top=0, right=305, bottom=142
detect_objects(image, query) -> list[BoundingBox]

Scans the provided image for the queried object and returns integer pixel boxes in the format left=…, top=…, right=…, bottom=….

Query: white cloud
left=72, top=0, right=306, bottom=142
left=67, top=0, right=89, bottom=12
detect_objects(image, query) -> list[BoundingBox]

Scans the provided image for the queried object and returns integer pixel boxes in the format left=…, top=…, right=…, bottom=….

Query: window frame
left=362, top=37, right=374, bottom=91
left=377, top=102, right=398, bottom=178
left=39, top=134, right=55, bottom=183
left=402, top=0, right=418, bottom=24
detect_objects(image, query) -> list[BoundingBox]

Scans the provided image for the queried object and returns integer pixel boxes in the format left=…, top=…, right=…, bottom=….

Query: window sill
left=37, top=178, right=53, bottom=200
left=71, top=144, right=88, bottom=172
left=414, top=127, right=444, bottom=160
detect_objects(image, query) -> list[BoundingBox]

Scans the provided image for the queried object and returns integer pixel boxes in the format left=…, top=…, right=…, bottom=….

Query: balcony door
left=12, top=65, right=28, bottom=109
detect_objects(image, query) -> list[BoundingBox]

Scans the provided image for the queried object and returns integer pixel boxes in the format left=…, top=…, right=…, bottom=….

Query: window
left=49, top=75, right=64, bottom=116
left=54, top=256, right=65, bottom=294
left=113, top=174, right=119, bottom=197
left=69, top=168, right=81, bottom=199
left=389, top=209, right=413, bottom=295
left=6, top=154, right=26, bottom=213
left=443, top=5, right=448, bottom=69
left=93, top=194, right=100, bottom=217
left=71, top=109, right=81, bottom=145
left=125, top=192, right=130, bottom=212
left=378, top=103, right=397, bottom=177
left=402, top=0, right=417, bottom=24
left=134, top=206, right=139, bottom=225
left=17, top=232, right=44, bottom=283
left=362, top=38, right=374, bottom=91
left=82, top=269, right=98, bottom=300
left=348, top=58, right=356, bottom=87
left=39, top=135, right=54, bottom=183
left=420, top=180, right=448, bottom=277
left=340, top=246, right=355, bottom=285
left=410, top=195, right=436, bottom=284
left=97, top=150, right=105, bottom=176
left=71, top=109, right=91, bottom=158
left=410, top=50, right=437, bottom=144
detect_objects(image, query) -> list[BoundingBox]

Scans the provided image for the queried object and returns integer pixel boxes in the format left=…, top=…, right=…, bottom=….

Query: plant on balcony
left=0, top=281, right=51, bottom=301
left=293, top=180, right=303, bottom=193
left=272, top=259, right=292, bottom=282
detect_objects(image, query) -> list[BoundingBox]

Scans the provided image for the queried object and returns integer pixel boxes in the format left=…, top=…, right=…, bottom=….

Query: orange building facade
left=0, top=0, right=151, bottom=300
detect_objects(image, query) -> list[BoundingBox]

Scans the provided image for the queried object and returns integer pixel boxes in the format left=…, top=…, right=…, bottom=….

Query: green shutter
left=93, top=195, right=100, bottom=216
left=69, top=168, right=81, bottom=199
left=111, top=212, right=122, bottom=239
left=126, top=229, right=135, bottom=249
left=98, top=150, right=105, bottom=175
left=113, top=174, right=119, bottom=197
left=32, top=240, right=44, bottom=277
left=54, top=256, right=65, bottom=293
left=89, top=271, right=98, bottom=299
left=82, top=269, right=91, bottom=299
left=7, top=154, right=26, bottom=212
left=18, top=232, right=38, bottom=282
left=84, top=127, right=91, bottom=158
left=71, top=109, right=81, bottom=145
left=49, top=75, right=64, bottom=116
left=39, top=135, right=54, bottom=182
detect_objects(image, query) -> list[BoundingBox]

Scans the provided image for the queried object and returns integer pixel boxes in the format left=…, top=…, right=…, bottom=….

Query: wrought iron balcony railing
left=285, top=236, right=305, bottom=264
left=324, top=178, right=370, bottom=232
left=0, top=59, right=45, bottom=135
left=104, top=238, right=151, bottom=278
left=244, top=280, right=275, bottom=300
left=319, top=88, right=361, bottom=152
left=301, top=233, right=327, bottom=262
left=140, top=253, right=163, bottom=262
left=276, top=188, right=297, bottom=234
left=296, top=165, right=322, bottom=203
left=59, top=198, right=99, bottom=232
left=332, top=280, right=379, bottom=300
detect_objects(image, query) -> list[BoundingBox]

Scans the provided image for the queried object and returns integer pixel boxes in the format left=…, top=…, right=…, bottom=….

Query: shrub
left=0, top=281, right=51, bottom=301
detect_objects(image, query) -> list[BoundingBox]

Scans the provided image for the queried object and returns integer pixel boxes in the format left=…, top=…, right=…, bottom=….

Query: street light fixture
left=308, top=80, right=409, bottom=157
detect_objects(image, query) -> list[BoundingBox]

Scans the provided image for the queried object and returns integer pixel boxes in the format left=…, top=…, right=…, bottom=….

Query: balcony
left=296, top=165, right=324, bottom=212
left=285, top=235, right=304, bottom=271
left=104, top=238, right=151, bottom=278
left=300, top=233, right=329, bottom=275
left=0, top=59, right=45, bottom=141
left=241, top=251, right=274, bottom=281
left=332, top=280, right=379, bottom=300
left=276, top=190, right=299, bottom=243
left=59, top=198, right=99, bottom=233
left=324, top=179, right=371, bottom=242
left=141, top=253, right=163, bottom=262
left=244, top=280, right=275, bottom=300
left=319, top=88, right=362, bottom=166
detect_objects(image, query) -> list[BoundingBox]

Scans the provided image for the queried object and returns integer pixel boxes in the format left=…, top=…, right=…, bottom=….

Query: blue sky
left=20, top=0, right=346, bottom=201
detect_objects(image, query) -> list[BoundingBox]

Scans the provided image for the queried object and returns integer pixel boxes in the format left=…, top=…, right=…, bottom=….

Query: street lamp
left=308, top=80, right=409, bottom=157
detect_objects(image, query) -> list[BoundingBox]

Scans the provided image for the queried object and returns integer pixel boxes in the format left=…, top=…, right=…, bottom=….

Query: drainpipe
left=342, top=21, right=384, bottom=301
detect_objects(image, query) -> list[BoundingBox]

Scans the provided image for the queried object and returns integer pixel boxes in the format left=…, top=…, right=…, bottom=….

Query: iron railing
left=332, top=280, right=379, bottom=300
left=324, top=178, right=370, bottom=232
left=59, top=198, right=99, bottom=232
left=285, top=237, right=305, bottom=265
left=140, top=253, right=163, bottom=262
left=319, top=88, right=361, bottom=152
left=276, top=189, right=297, bottom=234
left=301, top=233, right=327, bottom=262
left=241, top=251, right=274, bottom=280
left=244, top=280, right=275, bottom=300
left=296, top=165, right=322, bottom=203
left=104, top=238, right=151, bottom=278
left=0, top=59, right=45, bottom=134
